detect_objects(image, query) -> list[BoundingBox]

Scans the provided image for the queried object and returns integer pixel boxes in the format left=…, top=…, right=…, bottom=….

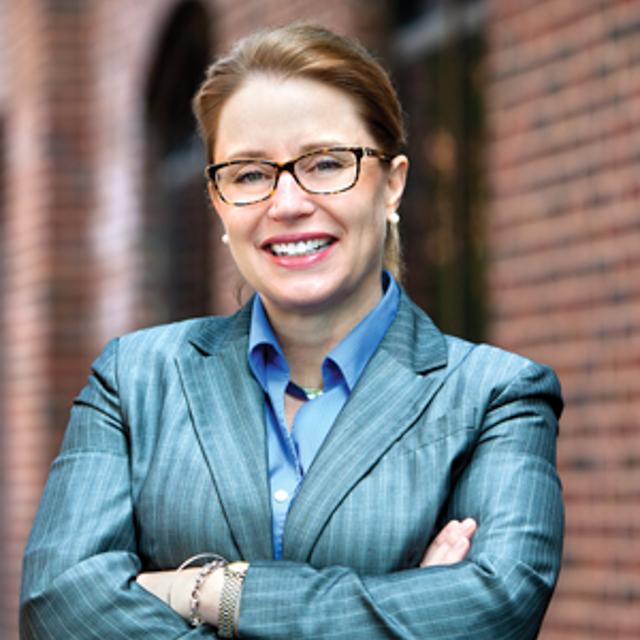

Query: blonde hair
left=192, top=23, right=407, bottom=280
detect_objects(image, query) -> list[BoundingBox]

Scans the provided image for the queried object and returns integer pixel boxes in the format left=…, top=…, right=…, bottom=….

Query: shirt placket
left=266, top=371, right=303, bottom=559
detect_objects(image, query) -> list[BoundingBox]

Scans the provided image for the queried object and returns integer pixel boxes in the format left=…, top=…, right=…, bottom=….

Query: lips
left=269, top=237, right=334, bottom=257
left=260, top=233, right=338, bottom=269
left=262, top=232, right=336, bottom=254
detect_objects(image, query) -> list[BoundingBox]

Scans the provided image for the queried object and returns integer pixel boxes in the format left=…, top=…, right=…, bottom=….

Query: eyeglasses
left=204, top=146, right=391, bottom=206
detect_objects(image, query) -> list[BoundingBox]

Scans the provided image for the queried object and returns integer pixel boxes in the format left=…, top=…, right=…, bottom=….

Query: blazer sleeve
left=237, top=360, right=564, bottom=640
left=20, top=339, right=215, bottom=639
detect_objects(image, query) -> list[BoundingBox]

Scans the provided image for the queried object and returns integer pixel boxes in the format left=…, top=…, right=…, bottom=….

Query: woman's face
left=210, top=74, right=407, bottom=320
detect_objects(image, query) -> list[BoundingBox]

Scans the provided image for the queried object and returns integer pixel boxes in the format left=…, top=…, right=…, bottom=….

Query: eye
left=312, top=157, right=345, bottom=172
left=231, top=164, right=273, bottom=185
left=300, top=151, right=352, bottom=176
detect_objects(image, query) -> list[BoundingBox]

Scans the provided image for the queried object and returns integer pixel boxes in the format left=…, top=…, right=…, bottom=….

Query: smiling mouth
left=269, top=238, right=335, bottom=257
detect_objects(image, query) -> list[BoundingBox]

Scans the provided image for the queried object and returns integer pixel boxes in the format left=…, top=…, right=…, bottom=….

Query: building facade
left=1, top=1, right=639, bottom=638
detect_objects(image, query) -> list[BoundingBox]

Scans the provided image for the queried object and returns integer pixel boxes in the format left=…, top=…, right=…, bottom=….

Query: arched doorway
left=143, top=1, right=212, bottom=323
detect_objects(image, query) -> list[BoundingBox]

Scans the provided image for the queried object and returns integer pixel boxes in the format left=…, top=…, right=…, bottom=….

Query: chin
left=271, top=293, right=333, bottom=314
left=259, top=283, right=329, bottom=311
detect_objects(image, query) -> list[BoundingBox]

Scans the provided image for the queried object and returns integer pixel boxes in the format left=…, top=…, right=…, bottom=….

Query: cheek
left=211, top=202, right=230, bottom=233
left=224, top=217, right=267, bottom=277
left=362, top=200, right=389, bottom=243
left=216, top=203, right=258, bottom=242
left=227, top=229, right=256, bottom=264
left=351, top=210, right=387, bottom=266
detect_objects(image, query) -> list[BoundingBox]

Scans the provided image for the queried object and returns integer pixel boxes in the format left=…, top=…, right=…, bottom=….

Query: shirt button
left=274, top=489, right=289, bottom=503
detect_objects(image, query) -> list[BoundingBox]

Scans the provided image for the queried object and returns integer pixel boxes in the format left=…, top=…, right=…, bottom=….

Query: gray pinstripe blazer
left=21, top=292, right=563, bottom=639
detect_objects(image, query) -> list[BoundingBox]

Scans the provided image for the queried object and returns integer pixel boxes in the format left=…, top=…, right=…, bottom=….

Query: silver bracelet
left=189, top=558, right=227, bottom=627
left=218, top=563, right=247, bottom=638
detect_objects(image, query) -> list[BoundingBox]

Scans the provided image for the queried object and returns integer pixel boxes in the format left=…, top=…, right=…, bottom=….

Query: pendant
left=300, top=385, right=324, bottom=400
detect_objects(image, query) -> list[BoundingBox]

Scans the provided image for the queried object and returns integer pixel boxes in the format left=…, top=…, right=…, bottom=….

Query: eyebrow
left=221, top=140, right=349, bottom=162
left=222, top=149, right=267, bottom=161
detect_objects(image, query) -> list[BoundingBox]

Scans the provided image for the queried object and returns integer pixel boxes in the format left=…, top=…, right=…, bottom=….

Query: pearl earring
left=221, top=233, right=229, bottom=245
left=388, top=212, right=400, bottom=225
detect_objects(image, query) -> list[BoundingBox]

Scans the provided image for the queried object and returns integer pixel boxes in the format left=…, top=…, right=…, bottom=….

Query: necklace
left=299, top=385, right=324, bottom=400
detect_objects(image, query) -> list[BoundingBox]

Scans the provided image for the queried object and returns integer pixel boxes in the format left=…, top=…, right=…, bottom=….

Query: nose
left=266, top=170, right=314, bottom=220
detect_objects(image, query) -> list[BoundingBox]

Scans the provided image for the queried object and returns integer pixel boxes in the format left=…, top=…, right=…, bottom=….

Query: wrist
left=197, top=565, right=226, bottom=626
left=168, top=553, right=227, bottom=626
left=169, top=568, right=200, bottom=618
left=168, top=555, right=248, bottom=633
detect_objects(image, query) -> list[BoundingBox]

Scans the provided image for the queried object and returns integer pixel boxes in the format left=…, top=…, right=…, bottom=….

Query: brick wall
left=2, top=2, right=55, bottom=636
left=486, top=1, right=640, bottom=638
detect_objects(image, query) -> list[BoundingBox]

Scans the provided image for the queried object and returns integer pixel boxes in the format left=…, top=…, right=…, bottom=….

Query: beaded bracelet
left=189, top=558, right=227, bottom=627
left=168, top=552, right=228, bottom=626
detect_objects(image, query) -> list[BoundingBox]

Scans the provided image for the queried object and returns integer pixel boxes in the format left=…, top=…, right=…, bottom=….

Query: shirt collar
left=325, top=272, right=399, bottom=391
left=248, top=296, right=288, bottom=392
left=248, top=271, right=400, bottom=393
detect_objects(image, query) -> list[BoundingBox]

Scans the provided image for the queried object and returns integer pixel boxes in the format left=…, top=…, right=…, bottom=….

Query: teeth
left=270, top=238, right=332, bottom=257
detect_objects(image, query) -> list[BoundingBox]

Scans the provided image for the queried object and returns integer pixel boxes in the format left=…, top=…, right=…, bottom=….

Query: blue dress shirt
left=248, top=272, right=400, bottom=558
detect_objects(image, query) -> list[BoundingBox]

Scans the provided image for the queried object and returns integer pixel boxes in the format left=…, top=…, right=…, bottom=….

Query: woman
left=21, top=24, right=563, bottom=639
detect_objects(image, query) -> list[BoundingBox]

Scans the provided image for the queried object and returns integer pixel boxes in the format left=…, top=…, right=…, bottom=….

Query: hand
left=420, top=517, right=477, bottom=568
left=135, top=570, right=174, bottom=607
left=136, top=566, right=225, bottom=625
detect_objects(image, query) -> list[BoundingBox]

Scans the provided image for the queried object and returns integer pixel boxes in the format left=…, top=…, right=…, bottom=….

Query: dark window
left=393, top=1, right=487, bottom=341
left=392, top=1, right=434, bottom=27
left=143, top=1, right=212, bottom=323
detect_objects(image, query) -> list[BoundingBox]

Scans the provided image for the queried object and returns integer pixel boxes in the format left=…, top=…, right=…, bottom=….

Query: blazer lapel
left=283, top=294, right=449, bottom=561
left=176, top=306, right=272, bottom=560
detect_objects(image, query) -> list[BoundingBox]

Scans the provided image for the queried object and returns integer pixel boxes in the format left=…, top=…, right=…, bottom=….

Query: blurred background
left=1, top=0, right=639, bottom=638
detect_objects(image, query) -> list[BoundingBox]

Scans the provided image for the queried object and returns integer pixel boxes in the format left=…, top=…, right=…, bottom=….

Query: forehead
left=214, top=74, right=372, bottom=161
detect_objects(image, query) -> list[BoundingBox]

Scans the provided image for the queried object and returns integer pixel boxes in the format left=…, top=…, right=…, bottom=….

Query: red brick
left=489, top=2, right=640, bottom=636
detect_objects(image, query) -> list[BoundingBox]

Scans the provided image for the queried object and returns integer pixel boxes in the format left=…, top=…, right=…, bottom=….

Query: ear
left=384, top=154, right=409, bottom=214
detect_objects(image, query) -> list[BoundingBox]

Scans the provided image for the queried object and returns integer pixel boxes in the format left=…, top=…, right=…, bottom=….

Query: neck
left=262, top=285, right=383, bottom=387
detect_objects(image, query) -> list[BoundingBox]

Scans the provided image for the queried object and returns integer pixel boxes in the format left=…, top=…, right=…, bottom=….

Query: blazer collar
left=381, top=289, right=448, bottom=374
left=188, top=300, right=253, bottom=356
left=176, top=300, right=272, bottom=560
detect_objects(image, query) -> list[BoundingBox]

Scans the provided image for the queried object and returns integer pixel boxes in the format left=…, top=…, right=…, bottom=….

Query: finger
left=423, top=530, right=471, bottom=567
left=433, top=519, right=462, bottom=546
left=460, top=517, right=477, bottom=536
left=441, top=534, right=470, bottom=564
left=421, top=522, right=463, bottom=567
left=420, top=518, right=477, bottom=568
left=439, top=518, right=476, bottom=563
left=421, top=539, right=450, bottom=567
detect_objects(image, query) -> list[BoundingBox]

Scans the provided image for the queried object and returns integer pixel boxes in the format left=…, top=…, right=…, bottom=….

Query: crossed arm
left=136, top=518, right=478, bottom=627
